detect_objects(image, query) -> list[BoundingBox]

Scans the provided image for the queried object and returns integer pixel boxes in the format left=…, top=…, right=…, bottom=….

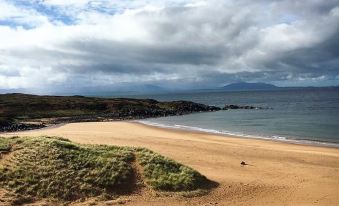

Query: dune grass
left=136, top=148, right=208, bottom=191
left=0, top=136, right=211, bottom=202
left=0, top=136, right=135, bottom=200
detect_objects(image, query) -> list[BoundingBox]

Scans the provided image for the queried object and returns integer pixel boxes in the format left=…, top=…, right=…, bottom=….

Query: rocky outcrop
left=223, top=104, right=270, bottom=110
left=0, top=122, right=45, bottom=132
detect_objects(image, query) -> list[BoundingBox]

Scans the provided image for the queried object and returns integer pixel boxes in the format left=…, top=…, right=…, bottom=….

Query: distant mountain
left=222, top=82, right=278, bottom=91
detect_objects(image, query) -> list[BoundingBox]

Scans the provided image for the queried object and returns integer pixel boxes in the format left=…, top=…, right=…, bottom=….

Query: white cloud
left=0, top=0, right=338, bottom=92
left=43, top=0, right=91, bottom=6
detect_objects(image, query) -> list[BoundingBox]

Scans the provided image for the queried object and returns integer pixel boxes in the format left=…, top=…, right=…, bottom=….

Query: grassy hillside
left=0, top=93, right=220, bottom=131
left=0, top=136, right=212, bottom=204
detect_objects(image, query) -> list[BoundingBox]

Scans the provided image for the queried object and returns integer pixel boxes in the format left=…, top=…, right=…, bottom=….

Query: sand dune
left=4, top=122, right=339, bottom=206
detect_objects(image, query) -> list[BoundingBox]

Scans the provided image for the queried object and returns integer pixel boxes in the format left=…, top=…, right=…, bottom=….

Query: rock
left=0, top=122, right=46, bottom=132
left=223, top=104, right=269, bottom=110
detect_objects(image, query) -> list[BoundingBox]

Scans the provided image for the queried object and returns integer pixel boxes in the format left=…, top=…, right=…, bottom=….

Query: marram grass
left=0, top=136, right=210, bottom=202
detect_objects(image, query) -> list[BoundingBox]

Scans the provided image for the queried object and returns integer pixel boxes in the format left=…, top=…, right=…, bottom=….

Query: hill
left=222, top=82, right=278, bottom=91
left=0, top=93, right=220, bottom=132
left=0, top=136, right=213, bottom=204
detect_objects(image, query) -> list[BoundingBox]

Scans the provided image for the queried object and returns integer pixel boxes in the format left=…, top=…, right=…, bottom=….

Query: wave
left=135, top=120, right=339, bottom=148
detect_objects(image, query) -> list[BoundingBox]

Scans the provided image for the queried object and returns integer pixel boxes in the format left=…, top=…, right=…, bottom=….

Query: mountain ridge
left=222, top=82, right=278, bottom=91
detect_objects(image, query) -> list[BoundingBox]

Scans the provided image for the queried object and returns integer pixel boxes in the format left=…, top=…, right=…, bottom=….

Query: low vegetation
left=0, top=93, right=220, bottom=132
left=136, top=148, right=207, bottom=191
left=0, top=136, right=212, bottom=203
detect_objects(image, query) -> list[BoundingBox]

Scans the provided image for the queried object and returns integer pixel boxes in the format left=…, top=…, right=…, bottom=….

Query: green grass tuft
left=0, top=137, right=13, bottom=153
left=136, top=148, right=208, bottom=191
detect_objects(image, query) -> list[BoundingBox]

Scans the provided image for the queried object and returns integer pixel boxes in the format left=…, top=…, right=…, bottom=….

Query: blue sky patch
left=7, top=0, right=76, bottom=25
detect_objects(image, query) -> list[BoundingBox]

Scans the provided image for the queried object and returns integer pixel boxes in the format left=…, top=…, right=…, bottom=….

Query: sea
left=114, top=88, right=339, bottom=147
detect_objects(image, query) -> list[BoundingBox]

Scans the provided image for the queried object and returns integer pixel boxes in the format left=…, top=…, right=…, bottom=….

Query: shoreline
left=135, top=120, right=339, bottom=149
left=3, top=119, right=339, bottom=149
left=5, top=121, right=339, bottom=155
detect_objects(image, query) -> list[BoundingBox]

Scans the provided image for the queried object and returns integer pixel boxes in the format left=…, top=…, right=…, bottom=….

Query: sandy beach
left=3, top=121, right=339, bottom=206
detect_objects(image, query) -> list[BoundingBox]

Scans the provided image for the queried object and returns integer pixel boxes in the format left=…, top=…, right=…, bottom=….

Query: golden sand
left=4, top=122, right=339, bottom=205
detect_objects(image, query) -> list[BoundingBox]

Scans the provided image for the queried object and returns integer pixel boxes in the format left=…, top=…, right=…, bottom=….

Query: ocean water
left=118, top=88, right=339, bottom=146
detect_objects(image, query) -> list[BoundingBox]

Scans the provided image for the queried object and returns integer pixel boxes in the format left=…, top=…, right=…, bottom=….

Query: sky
left=0, top=0, right=339, bottom=94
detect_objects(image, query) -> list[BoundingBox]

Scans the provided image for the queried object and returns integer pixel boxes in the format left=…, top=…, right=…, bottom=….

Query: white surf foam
left=135, top=120, right=339, bottom=148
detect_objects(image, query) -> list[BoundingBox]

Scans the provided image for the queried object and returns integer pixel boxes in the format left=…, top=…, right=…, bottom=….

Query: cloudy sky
left=0, top=0, right=339, bottom=94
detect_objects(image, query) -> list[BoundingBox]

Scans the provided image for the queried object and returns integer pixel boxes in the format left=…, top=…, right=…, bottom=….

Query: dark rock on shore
left=0, top=122, right=45, bottom=132
left=223, top=104, right=270, bottom=110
